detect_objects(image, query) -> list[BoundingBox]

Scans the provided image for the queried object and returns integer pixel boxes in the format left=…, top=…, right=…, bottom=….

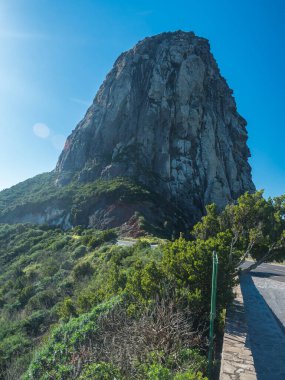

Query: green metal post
left=207, top=251, right=219, bottom=378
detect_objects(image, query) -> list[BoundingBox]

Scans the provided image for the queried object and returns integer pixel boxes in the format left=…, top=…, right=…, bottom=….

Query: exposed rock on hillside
left=0, top=31, right=255, bottom=234
left=56, top=31, right=254, bottom=222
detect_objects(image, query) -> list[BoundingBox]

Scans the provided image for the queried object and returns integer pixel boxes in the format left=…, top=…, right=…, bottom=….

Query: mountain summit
left=0, top=31, right=255, bottom=235
left=56, top=31, right=254, bottom=214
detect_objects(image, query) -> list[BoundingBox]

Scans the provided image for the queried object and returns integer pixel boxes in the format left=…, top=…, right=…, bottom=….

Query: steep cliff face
left=0, top=31, right=254, bottom=234
left=56, top=30, right=255, bottom=222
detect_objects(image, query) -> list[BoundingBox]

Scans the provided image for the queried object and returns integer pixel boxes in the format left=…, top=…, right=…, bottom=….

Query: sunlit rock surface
left=56, top=31, right=255, bottom=222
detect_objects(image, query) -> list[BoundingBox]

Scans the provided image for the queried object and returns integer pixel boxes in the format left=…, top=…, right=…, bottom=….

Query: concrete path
left=116, top=239, right=158, bottom=249
left=241, top=261, right=285, bottom=328
left=251, top=276, right=285, bottom=328
left=220, top=283, right=257, bottom=380
left=116, top=239, right=137, bottom=247
left=220, top=263, right=285, bottom=380
left=240, top=274, right=285, bottom=379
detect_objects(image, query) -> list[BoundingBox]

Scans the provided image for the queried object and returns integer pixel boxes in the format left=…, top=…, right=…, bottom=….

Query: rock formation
left=56, top=30, right=255, bottom=223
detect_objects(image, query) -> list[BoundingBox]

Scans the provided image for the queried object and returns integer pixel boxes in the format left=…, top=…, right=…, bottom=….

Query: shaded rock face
left=56, top=31, right=255, bottom=222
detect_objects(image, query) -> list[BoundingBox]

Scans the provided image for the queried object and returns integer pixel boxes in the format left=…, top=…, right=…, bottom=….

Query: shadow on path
left=240, top=274, right=285, bottom=380
left=251, top=271, right=283, bottom=279
left=226, top=297, right=249, bottom=341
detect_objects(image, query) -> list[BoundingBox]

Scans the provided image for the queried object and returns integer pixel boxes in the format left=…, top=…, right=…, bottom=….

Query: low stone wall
left=219, top=283, right=257, bottom=380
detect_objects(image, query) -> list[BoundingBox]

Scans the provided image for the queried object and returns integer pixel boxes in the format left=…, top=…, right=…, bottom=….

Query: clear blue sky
left=0, top=0, right=284, bottom=197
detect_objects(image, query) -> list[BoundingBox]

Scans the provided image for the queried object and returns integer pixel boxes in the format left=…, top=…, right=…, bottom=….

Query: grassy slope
left=0, top=223, right=228, bottom=379
left=0, top=175, right=244, bottom=379
left=0, top=224, right=118, bottom=378
left=0, top=173, right=148, bottom=222
left=0, top=173, right=188, bottom=237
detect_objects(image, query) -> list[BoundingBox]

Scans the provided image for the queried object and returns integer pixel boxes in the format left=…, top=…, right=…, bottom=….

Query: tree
left=193, top=191, right=285, bottom=273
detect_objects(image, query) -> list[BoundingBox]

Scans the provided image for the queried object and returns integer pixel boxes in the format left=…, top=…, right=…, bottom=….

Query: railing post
left=207, top=250, right=219, bottom=378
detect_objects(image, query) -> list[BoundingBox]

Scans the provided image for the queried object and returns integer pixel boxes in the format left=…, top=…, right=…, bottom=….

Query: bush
left=0, top=333, right=30, bottom=374
left=18, top=285, right=34, bottom=307
left=174, top=371, right=206, bottom=380
left=73, top=245, right=87, bottom=258
left=26, top=289, right=58, bottom=311
left=21, top=310, right=48, bottom=336
left=24, top=298, right=120, bottom=379
left=145, top=364, right=171, bottom=380
left=79, top=362, right=123, bottom=380
left=83, top=229, right=118, bottom=249
left=58, top=297, right=78, bottom=320
left=73, top=262, right=94, bottom=280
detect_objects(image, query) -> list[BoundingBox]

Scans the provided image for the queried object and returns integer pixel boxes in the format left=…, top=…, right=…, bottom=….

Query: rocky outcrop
left=56, top=30, right=254, bottom=223
left=0, top=31, right=254, bottom=234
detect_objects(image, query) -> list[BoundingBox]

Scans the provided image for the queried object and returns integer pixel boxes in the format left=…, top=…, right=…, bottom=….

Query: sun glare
left=33, top=123, right=50, bottom=139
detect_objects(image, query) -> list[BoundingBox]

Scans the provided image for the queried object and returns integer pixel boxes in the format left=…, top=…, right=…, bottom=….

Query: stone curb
left=219, top=283, right=257, bottom=380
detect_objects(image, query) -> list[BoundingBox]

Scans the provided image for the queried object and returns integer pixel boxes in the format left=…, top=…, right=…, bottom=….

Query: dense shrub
left=73, top=262, right=94, bottom=280
left=24, top=298, right=207, bottom=379
left=73, top=245, right=87, bottom=258
left=58, top=297, right=78, bottom=320
left=79, top=362, right=123, bottom=380
left=24, top=298, right=120, bottom=380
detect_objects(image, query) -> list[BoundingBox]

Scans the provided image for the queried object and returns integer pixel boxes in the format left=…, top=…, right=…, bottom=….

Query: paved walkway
left=220, top=274, right=285, bottom=380
left=220, top=282, right=257, bottom=380
left=240, top=274, right=285, bottom=379
left=251, top=275, right=285, bottom=327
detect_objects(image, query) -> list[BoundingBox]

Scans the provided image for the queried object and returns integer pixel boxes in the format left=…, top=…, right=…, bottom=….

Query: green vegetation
left=193, top=191, right=285, bottom=270
left=0, top=173, right=55, bottom=211
left=0, top=224, right=118, bottom=379
left=0, top=224, right=220, bottom=379
left=0, top=173, right=186, bottom=237
left=0, top=173, right=150, bottom=223
left=0, top=173, right=149, bottom=214
left=0, top=190, right=284, bottom=379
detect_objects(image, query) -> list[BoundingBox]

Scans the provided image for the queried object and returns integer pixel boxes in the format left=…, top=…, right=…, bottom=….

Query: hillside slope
left=0, top=174, right=187, bottom=237
left=0, top=222, right=235, bottom=379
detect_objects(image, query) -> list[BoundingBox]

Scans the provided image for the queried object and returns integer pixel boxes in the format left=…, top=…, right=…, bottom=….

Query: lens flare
left=33, top=123, right=50, bottom=138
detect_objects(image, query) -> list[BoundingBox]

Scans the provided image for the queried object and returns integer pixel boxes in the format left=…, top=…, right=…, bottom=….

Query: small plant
left=79, top=362, right=123, bottom=380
